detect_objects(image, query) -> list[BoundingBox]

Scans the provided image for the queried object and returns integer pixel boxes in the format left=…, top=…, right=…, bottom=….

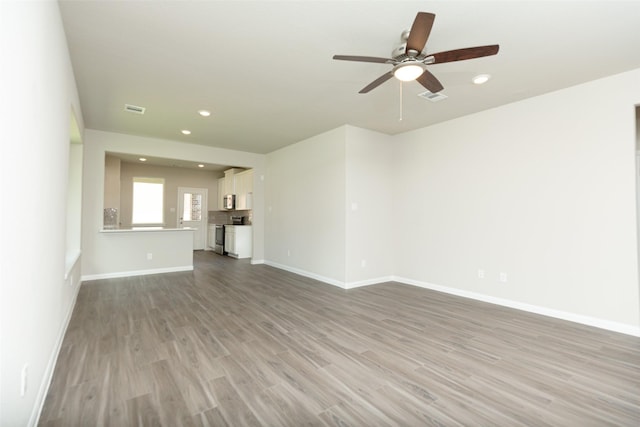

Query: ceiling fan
left=333, top=12, right=499, bottom=94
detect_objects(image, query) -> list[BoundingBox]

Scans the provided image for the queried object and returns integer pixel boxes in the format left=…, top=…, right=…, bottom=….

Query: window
left=132, top=177, right=164, bottom=224
left=182, top=192, right=202, bottom=221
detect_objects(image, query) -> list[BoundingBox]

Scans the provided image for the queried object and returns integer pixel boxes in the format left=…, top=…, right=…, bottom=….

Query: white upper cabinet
left=223, top=168, right=240, bottom=195
left=234, top=169, right=253, bottom=210
left=218, top=168, right=253, bottom=211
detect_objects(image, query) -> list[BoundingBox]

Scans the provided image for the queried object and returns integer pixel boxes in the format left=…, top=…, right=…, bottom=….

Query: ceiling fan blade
left=359, top=71, right=394, bottom=94
left=333, top=55, right=392, bottom=64
left=416, top=69, right=444, bottom=93
left=430, top=45, right=499, bottom=64
left=406, top=12, right=435, bottom=55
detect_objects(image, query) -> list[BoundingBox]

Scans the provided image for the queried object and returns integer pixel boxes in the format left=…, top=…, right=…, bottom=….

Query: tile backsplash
left=208, top=209, right=252, bottom=225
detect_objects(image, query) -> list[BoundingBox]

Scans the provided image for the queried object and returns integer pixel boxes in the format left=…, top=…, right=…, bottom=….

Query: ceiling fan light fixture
left=393, top=63, right=425, bottom=82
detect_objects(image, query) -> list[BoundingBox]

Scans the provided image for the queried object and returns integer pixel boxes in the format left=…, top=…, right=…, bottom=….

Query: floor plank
left=39, top=251, right=640, bottom=426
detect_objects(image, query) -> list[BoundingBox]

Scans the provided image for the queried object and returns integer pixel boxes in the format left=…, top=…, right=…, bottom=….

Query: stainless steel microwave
left=223, top=194, right=235, bottom=210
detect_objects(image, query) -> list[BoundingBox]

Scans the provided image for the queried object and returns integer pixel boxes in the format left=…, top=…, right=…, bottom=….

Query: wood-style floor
left=40, top=251, right=640, bottom=426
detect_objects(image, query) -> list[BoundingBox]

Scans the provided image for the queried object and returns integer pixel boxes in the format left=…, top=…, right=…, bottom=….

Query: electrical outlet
left=499, top=272, right=508, bottom=283
left=21, top=364, right=28, bottom=397
left=361, top=259, right=367, bottom=268
left=478, top=269, right=485, bottom=279
left=146, top=253, right=153, bottom=260
left=287, top=249, right=291, bottom=257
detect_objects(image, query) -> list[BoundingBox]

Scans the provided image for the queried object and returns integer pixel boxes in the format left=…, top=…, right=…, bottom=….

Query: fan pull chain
left=399, top=81, right=403, bottom=121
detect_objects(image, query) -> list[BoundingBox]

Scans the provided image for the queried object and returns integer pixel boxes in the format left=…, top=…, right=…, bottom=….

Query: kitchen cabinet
left=218, top=168, right=253, bottom=210
left=224, top=226, right=235, bottom=255
left=234, top=169, right=253, bottom=210
left=223, top=168, right=243, bottom=195
left=224, top=176, right=234, bottom=195
left=224, top=225, right=252, bottom=259
left=207, top=224, right=216, bottom=249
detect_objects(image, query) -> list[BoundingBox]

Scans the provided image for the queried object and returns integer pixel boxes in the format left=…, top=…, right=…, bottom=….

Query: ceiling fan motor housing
left=391, top=43, right=407, bottom=59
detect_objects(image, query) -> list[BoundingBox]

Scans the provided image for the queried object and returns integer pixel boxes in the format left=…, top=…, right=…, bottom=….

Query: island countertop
left=100, top=227, right=196, bottom=233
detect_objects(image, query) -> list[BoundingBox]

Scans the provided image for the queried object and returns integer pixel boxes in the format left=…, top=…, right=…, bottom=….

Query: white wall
left=82, top=130, right=266, bottom=277
left=265, top=127, right=347, bottom=285
left=65, top=139, right=83, bottom=271
left=636, top=107, right=640, bottom=149
left=636, top=108, right=640, bottom=303
left=103, top=154, right=121, bottom=216
left=345, top=126, right=394, bottom=286
left=394, top=68, right=640, bottom=331
left=263, top=70, right=640, bottom=333
left=0, top=1, right=84, bottom=425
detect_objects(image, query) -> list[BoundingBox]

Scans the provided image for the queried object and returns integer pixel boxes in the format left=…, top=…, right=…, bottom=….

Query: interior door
left=177, top=187, right=208, bottom=250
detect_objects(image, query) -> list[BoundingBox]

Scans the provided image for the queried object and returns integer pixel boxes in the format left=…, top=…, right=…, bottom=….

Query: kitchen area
left=103, top=152, right=254, bottom=264
left=86, top=134, right=264, bottom=280
left=208, top=167, right=253, bottom=259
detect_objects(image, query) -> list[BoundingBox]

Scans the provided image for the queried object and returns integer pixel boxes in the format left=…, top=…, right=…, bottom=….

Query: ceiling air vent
left=124, top=104, right=146, bottom=114
left=418, top=91, right=448, bottom=102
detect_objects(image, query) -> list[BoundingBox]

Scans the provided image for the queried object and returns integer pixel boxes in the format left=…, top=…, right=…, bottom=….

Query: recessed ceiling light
left=198, top=164, right=205, bottom=168
left=139, top=157, right=147, bottom=162
left=472, top=74, right=491, bottom=85
left=181, top=129, right=191, bottom=135
left=198, top=110, right=211, bottom=117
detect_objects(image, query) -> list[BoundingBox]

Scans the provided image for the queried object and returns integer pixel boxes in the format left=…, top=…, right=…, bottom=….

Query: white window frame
left=132, top=177, right=165, bottom=226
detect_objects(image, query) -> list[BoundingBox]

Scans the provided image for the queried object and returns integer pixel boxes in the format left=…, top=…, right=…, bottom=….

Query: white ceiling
left=106, top=152, right=230, bottom=173
left=59, top=1, right=640, bottom=155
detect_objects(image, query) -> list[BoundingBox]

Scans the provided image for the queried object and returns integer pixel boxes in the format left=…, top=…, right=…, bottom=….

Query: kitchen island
left=83, top=227, right=195, bottom=280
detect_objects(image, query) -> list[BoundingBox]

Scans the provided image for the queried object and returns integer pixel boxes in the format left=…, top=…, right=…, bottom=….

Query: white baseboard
left=250, top=259, right=265, bottom=265
left=393, top=276, right=640, bottom=337
left=30, top=262, right=82, bottom=426
left=345, top=276, right=395, bottom=289
left=264, top=261, right=347, bottom=289
left=263, top=261, right=394, bottom=290
left=81, top=265, right=193, bottom=281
